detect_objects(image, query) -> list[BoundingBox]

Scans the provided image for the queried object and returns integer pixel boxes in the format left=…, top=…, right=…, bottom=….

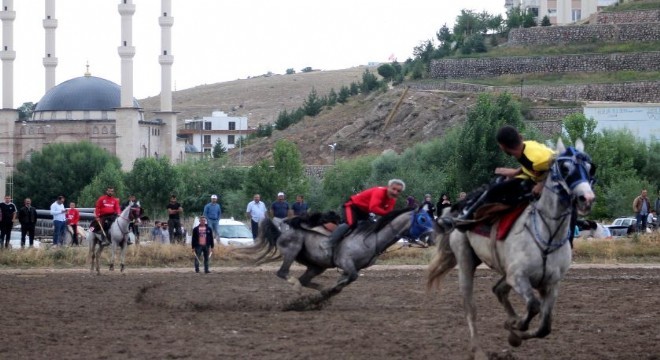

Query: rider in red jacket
left=94, top=186, right=121, bottom=245
left=322, top=179, right=405, bottom=255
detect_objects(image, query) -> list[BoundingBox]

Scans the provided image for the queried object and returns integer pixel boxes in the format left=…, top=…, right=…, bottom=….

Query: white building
left=181, top=111, right=252, bottom=156
left=584, top=102, right=660, bottom=142
left=506, top=0, right=618, bottom=25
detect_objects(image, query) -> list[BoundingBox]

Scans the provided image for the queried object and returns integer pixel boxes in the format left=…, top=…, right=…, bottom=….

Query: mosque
left=0, top=0, right=185, bottom=200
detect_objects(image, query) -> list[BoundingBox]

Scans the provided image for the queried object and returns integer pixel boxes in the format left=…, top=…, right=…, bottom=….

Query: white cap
left=211, top=194, right=218, bottom=199
left=277, top=192, right=285, bottom=197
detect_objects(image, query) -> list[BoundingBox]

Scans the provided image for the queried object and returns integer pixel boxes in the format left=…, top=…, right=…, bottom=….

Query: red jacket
left=66, top=208, right=80, bottom=225
left=95, top=195, right=120, bottom=217
left=348, top=186, right=396, bottom=216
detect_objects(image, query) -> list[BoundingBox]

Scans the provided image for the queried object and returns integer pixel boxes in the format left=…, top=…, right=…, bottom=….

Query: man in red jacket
left=66, top=201, right=81, bottom=246
left=322, top=179, right=405, bottom=255
left=94, top=186, right=121, bottom=246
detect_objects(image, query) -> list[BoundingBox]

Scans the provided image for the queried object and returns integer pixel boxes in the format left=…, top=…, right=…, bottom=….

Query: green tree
left=272, top=139, right=309, bottom=197
left=562, top=113, right=598, bottom=148
left=275, top=109, right=292, bottom=130
left=301, top=66, right=313, bottom=73
left=589, top=129, right=638, bottom=188
left=78, top=164, right=126, bottom=208
left=359, top=69, right=380, bottom=94
left=506, top=6, right=525, bottom=30
left=454, top=93, right=524, bottom=191
left=523, top=11, right=537, bottom=27
left=302, top=87, right=323, bottom=116
left=436, top=24, right=453, bottom=50
left=327, top=88, right=338, bottom=107
left=337, top=86, right=350, bottom=104
left=17, top=102, right=35, bottom=120
left=124, top=157, right=179, bottom=218
left=13, top=142, right=122, bottom=209
left=349, top=82, right=360, bottom=96
left=212, top=138, right=227, bottom=158
left=541, top=15, right=552, bottom=26
left=243, top=159, right=278, bottom=204
left=377, top=63, right=396, bottom=80
left=285, top=68, right=296, bottom=75
left=322, top=155, right=377, bottom=211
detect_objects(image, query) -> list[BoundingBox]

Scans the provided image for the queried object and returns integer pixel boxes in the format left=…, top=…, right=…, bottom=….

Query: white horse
left=428, top=139, right=596, bottom=359
left=87, top=206, right=140, bottom=275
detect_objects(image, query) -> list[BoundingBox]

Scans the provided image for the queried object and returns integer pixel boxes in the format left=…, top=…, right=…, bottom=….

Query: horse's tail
left=427, top=220, right=457, bottom=291
left=241, top=218, right=281, bottom=265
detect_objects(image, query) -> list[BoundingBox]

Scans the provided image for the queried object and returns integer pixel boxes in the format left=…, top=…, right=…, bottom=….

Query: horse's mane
left=355, top=207, right=411, bottom=235
left=286, top=211, right=341, bottom=230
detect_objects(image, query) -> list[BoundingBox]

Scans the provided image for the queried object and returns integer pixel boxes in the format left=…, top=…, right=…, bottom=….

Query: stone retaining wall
left=304, top=165, right=332, bottom=179
left=527, top=107, right=582, bottom=121
left=430, top=52, right=660, bottom=78
left=508, top=23, right=660, bottom=45
left=408, top=80, right=660, bottom=102
left=596, top=9, right=660, bottom=24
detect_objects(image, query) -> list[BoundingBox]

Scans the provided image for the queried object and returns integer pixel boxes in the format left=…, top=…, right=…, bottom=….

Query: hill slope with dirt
left=139, top=67, right=477, bottom=165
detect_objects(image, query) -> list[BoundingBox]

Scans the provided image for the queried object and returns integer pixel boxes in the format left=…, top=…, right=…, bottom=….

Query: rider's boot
left=321, top=223, right=350, bottom=258
left=100, top=234, right=111, bottom=246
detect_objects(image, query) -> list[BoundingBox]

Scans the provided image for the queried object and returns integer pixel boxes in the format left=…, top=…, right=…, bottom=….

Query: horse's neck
left=373, top=215, right=408, bottom=253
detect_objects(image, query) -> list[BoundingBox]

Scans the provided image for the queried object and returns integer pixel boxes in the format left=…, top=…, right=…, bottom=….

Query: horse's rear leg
left=457, top=258, right=487, bottom=360
left=120, top=242, right=127, bottom=273
left=298, top=265, right=326, bottom=291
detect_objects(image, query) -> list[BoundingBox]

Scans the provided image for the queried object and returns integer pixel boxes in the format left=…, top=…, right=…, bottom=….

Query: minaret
left=0, top=0, right=16, bottom=196
left=43, top=0, right=58, bottom=92
left=115, top=0, right=139, bottom=171
left=159, top=0, right=173, bottom=112
left=1, top=0, right=16, bottom=109
left=156, top=0, right=179, bottom=162
left=117, top=0, right=135, bottom=108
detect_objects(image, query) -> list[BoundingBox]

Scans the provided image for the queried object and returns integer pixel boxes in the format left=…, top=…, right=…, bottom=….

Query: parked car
left=190, top=217, right=254, bottom=247
left=607, top=217, right=637, bottom=236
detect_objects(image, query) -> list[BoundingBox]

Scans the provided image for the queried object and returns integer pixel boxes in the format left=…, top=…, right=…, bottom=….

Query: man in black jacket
left=18, top=198, right=38, bottom=248
left=0, top=195, right=17, bottom=248
left=191, top=216, right=214, bottom=274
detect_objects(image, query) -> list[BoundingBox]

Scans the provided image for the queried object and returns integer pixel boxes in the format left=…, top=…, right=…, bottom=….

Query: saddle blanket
left=471, top=204, right=527, bottom=241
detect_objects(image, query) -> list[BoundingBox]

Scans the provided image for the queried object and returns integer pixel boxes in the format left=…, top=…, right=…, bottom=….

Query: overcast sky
left=9, top=1, right=505, bottom=106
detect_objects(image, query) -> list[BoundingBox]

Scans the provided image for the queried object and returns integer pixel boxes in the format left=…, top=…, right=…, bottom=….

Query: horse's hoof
left=508, top=332, right=523, bottom=347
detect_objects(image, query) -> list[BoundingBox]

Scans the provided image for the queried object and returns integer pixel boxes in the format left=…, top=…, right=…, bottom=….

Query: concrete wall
left=430, top=52, right=660, bottom=79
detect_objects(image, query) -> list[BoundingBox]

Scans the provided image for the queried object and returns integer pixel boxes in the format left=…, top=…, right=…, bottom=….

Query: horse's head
left=407, top=209, right=434, bottom=239
left=552, top=138, right=596, bottom=215
left=129, top=206, right=142, bottom=225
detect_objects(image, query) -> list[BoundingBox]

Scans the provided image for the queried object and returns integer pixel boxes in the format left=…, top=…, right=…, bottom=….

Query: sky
left=9, top=0, right=505, bottom=106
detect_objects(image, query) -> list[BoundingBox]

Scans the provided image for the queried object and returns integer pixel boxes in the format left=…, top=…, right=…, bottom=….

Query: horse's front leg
left=276, top=237, right=303, bottom=292
left=321, top=261, right=358, bottom=300
left=492, top=276, right=522, bottom=329
left=109, top=241, right=116, bottom=271
left=505, top=272, right=541, bottom=347
left=512, top=284, right=558, bottom=342
left=119, top=239, right=127, bottom=273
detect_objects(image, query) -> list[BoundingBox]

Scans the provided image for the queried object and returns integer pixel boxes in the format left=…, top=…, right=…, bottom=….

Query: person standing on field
left=18, top=198, right=37, bottom=248
left=0, top=195, right=17, bottom=248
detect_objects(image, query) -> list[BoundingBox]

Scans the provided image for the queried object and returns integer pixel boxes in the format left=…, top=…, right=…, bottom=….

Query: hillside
left=138, top=67, right=478, bottom=166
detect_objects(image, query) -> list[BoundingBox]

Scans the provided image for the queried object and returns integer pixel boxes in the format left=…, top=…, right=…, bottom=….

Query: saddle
left=468, top=203, right=528, bottom=241
left=286, top=211, right=340, bottom=236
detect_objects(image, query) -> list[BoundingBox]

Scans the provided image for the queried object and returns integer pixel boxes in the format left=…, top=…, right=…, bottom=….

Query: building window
left=572, top=9, right=581, bottom=21
left=548, top=8, right=557, bottom=15
left=229, top=122, right=236, bottom=131
left=204, top=122, right=212, bottom=131
left=102, top=126, right=108, bottom=134
left=203, top=135, right=211, bottom=145
left=93, top=126, right=99, bottom=134
left=228, top=135, right=235, bottom=145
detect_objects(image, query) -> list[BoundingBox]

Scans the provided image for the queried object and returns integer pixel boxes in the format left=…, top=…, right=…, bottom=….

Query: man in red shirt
left=66, top=201, right=81, bottom=246
left=322, top=179, right=405, bottom=254
left=94, top=186, right=121, bottom=246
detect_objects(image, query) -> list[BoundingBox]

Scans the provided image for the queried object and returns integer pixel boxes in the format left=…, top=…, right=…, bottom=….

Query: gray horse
left=427, top=139, right=596, bottom=359
left=248, top=207, right=433, bottom=309
left=87, top=206, right=140, bottom=275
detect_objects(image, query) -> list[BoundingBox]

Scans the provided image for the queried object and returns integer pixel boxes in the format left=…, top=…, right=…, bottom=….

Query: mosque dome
left=34, top=75, right=140, bottom=112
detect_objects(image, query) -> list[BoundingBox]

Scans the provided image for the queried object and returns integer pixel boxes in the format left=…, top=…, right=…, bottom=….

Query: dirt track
left=0, top=265, right=658, bottom=360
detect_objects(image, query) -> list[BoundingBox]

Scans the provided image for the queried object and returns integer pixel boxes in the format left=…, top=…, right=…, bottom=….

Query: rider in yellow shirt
left=449, top=125, right=555, bottom=223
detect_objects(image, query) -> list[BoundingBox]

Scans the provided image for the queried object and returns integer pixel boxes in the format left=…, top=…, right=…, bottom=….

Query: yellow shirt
left=515, top=140, right=555, bottom=183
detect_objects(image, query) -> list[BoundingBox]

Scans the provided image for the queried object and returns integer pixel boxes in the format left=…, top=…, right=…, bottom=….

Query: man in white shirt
left=50, top=196, right=67, bottom=247
left=246, top=194, right=267, bottom=240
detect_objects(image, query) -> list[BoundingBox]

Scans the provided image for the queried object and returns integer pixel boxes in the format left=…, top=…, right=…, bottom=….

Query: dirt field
left=0, top=265, right=658, bottom=360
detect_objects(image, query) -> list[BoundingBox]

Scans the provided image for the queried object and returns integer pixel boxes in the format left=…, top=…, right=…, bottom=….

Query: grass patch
left=1, top=235, right=659, bottom=269
left=602, top=0, right=660, bottom=12
left=573, top=233, right=660, bottom=263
